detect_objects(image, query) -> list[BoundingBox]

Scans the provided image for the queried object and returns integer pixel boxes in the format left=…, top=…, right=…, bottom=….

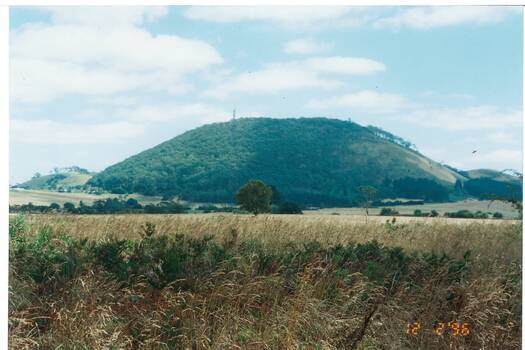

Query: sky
left=9, top=6, right=524, bottom=184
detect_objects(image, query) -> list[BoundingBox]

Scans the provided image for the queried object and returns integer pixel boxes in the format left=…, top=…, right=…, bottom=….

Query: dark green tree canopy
left=63, top=202, right=75, bottom=211
left=235, top=180, right=273, bottom=215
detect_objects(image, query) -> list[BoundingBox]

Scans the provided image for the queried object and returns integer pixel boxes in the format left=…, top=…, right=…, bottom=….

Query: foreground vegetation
left=9, top=214, right=521, bottom=349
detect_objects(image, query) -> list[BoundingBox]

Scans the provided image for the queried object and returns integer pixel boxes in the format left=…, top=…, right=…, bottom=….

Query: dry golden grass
left=9, top=214, right=522, bottom=349
left=21, top=214, right=521, bottom=262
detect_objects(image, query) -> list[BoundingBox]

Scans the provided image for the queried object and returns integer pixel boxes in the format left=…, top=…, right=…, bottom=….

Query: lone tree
left=357, top=185, right=378, bottom=223
left=235, top=180, right=273, bottom=215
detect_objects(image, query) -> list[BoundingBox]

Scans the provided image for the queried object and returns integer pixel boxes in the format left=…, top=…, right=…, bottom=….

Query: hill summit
left=88, top=117, right=520, bottom=206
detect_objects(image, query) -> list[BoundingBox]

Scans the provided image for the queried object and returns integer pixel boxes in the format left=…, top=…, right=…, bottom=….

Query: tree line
left=10, top=198, right=189, bottom=214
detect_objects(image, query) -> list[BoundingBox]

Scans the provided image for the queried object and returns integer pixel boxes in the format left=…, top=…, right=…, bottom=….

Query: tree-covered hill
left=88, top=118, right=521, bottom=206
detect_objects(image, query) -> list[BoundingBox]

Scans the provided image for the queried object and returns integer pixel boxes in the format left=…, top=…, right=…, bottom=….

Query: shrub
left=445, top=210, right=490, bottom=219
left=473, top=211, right=489, bottom=219
left=11, top=227, right=87, bottom=284
left=63, top=202, right=76, bottom=212
left=9, top=214, right=27, bottom=237
left=380, top=208, right=399, bottom=216
left=413, top=209, right=427, bottom=217
left=49, top=203, right=60, bottom=210
left=444, top=210, right=474, bottom=218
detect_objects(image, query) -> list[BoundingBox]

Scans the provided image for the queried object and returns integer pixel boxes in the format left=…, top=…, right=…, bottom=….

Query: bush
left=10, top=227, right=87, bottom=284
left=9, top=214, right=27, bottom=237
left=473, top=211, right=489, bottom=219
left=493, top=212, right=504, bottom=219
left=444, top=210, right=474, bottom=218
left=413, top=209, right=426, bottom=217
left=379, top=208, right=399, bottom=216
left=63, top=202, right=76, bottom=212
left=49, top=203, right=60, bottom=210
left=445, top=210, right=491, bottom=219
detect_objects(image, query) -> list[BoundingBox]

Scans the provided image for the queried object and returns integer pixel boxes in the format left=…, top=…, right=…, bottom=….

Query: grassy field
left=10, top=188, right=519, bottom=220
left=9, top=213, right=522, bottom=349
left=307, top=200, right=520, bottom=219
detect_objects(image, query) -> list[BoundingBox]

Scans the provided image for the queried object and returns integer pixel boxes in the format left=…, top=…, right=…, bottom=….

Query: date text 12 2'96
left=406, top=321, right=470, bottom=336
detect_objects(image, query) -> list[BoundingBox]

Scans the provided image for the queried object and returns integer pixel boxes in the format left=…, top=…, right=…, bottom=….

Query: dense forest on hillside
left=88, top=118, right=521, bottom=206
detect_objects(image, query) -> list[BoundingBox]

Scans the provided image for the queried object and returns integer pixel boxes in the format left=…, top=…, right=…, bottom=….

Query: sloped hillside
left=88, top=118, right=476, bottom=206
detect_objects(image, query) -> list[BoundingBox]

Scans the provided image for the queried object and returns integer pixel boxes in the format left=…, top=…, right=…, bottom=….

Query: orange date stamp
left=406, top=321, right=470, bottom=336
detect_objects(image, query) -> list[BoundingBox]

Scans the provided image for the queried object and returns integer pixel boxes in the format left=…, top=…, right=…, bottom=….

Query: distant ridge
left=15, top=166, right=94, bottom=192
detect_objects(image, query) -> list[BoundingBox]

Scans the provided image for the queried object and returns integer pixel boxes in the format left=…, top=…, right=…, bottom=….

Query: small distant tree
left=380, top=207, right=398, bottom=216
left=49, top=203, right=60, bottom=211
left=126, top=198, right=142, bottom=209
left=357, top=185, right=378, bottom=223
left=32, top=172, right=41, bottom=179
left=235, top=180, right=273, bottom=215
left=63, top=202, right=75, bottom=212
left=487, top=170, right=523, bottom=219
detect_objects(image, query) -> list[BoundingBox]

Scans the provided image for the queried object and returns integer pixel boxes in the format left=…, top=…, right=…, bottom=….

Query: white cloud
left=184, top=6, right=353, bottom=25
left=11, top=25, right=221, bottom=74
left=472, top=149, right=523, bottom=168
left=10, top=8, right=223, bottom=104
left=486, top=131, right=521, bottom=145
left=114, top=103, right=263, bottom=130
left=205, top=56, right=385, bottom=98
left=205, top=68, right=341, bottom=98
left=184, top=6, right=520, bottom=31
left=403, top=106, right=522, bottom=131
left=119, top=103, right=232, bottom=125
left=307, top=90, right=410, bottom=113
left=10, top=58, right=148, bottom=104
left=11, top=119, right=144, bottom=144
left=374, top=6, right=520, bottom=30
left=45, top=6, right=169, bottom=27
left=284, top=39, right=333, bottom=55
left=290, top=56, right=385, bottom=75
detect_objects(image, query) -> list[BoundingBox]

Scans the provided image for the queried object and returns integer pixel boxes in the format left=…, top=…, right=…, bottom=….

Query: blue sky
left=9, top=6, right=523, bottom=184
